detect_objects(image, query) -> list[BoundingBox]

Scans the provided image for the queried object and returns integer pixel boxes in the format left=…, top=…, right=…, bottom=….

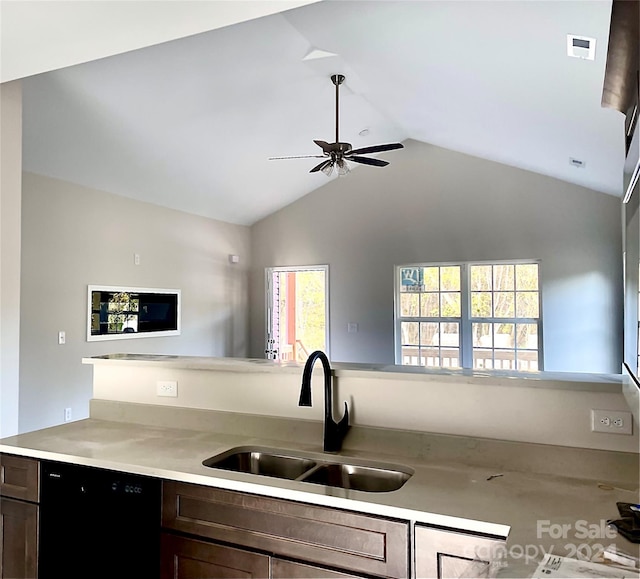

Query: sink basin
left=301, top=463, right=411, bottom=492
left=203, top=447, right=316, bottom=480
left=203, top=446, right=413, bottom=492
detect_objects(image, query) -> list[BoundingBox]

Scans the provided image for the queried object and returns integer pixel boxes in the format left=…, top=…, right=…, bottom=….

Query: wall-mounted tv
left=87, top=286, right=181, bottom=341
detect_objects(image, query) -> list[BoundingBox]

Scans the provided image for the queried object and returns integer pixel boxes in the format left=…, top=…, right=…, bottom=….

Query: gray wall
left=1, top=81, right=23, bottom=437
left=250, top=140, right=623, bottom=373
left=20, top=172, right=250, bottom=433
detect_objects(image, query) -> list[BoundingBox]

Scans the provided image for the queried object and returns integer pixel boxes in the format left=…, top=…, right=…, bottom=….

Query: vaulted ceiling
left=17, top=1, right=624, bottom=225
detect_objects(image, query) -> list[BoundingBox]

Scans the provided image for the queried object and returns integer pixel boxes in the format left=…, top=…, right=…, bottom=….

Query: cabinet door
left=272, top=558, right=365, bottom=578
left=0, top=455, right=39, bottom=502
left=160, top=533, right=269, bottom=579
left=163, top=481, right=409, bottom=578
left=415, top=525, right=506, bottom=579
left=0, top=498, right=38, bottom=579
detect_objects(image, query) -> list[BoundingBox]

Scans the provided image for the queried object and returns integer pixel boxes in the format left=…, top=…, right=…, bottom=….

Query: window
left=395, top=262, right=541, bottom=371
left=265, top=266, right=329, bottom=362
left=87, top=286, right=180, bottom=341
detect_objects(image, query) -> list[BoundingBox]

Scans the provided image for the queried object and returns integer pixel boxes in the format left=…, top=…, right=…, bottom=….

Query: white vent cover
left=567, top=35, right=596, bottom=60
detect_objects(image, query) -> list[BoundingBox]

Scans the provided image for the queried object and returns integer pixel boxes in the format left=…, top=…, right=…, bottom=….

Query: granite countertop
left=2, top=411, right=639, bottom=576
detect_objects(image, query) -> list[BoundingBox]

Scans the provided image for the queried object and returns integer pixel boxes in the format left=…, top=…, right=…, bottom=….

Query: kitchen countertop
left=1, top=407, right=639, bottom=578
left=84, top=353, right=625, bottom=393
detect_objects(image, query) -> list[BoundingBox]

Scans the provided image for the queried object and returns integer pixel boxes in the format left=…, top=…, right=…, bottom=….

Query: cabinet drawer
left=272, top=558, right=365, bottom=578
left=162, top=481, right=409, bottom=578
left=0, top=455, right=39, bottom=502
left=160, top=534, right=269, bottom=579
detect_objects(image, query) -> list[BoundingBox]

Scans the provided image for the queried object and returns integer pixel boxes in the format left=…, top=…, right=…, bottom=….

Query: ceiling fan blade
left=349, top=156, right=389, bottom=167
left=314, top=140, right=332, bottom=152
left=347, top=143, right=404, bottom=156
left=310, top=159, right=333, bottom=173
left=269, top=155, right=326, bottom=160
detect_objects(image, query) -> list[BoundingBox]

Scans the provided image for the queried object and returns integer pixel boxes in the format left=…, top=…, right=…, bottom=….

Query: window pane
left=494, top=292, right=515, bottom=317
left=421, top=292, right=440, bottom=317
left=473, top=322, right=493, bottom=347
left=440, top=266, right=460, bottom=291
left=494, top=323, right=514, bottom=348
left=493, top=349, right=516, bottom=370
left=440, top=348, right=460, bottom=368
left=440, top=322, right=460, bottom=346
left=422, top=347, right=440, bottom=367
left=401, top=322, right=419, bottom=345
left=471, top=292, right=492, bottom=317
left=400, top=293, right=419, bottom=317
left=516, top=323, right=538, bottom=349
left=517, top=350, right=538, bottom=371
left=473, top=348, right=493, bottom=368
left=402, top=346, right=420, bottom=366
left=470, top=265, right=492, bottom=291
left=423, top=267, right=440, bottom=291
left=441, top=293, right=461, bottom=317
left=516, top=264, right=538, bottom=290
left=516, top=292, right=539, bottom=318
left=493, top=265, right=514, bottom=290
left=400, top=267, right=423, bottom=292
left=420, top=322, right=439, bottom=346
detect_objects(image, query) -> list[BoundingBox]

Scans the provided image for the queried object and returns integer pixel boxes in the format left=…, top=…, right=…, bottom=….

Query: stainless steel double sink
left=202, top=446, right=412, bottom=493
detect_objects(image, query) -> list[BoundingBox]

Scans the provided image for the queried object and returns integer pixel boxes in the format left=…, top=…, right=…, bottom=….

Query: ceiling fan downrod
left=331, top=74, right=345, bottom=145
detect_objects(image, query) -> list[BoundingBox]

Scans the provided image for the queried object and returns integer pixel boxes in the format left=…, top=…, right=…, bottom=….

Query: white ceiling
left=0, top=1, right=318, bottom=82
left=19, top=0, right=624, bottom=226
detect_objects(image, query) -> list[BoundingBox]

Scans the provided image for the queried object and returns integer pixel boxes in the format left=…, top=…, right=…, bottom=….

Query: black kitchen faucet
left=299, top=350, right=350, bottom=452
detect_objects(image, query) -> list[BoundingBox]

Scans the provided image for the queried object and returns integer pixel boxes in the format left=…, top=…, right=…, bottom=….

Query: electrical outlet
left=591, top=409, right=633, bottom=435
left=156, top=380, right=178, bottom=397
left=64, top=407, right=72, bottom=422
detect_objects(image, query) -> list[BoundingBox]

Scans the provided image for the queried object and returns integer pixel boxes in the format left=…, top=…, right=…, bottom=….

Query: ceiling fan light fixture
left=337, top=159, right=350, bottom=176
left=321, top=162, right=334, bottom=177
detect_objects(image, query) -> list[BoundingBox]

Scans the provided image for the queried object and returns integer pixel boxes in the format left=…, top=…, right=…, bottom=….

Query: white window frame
left=394, top=260, right=543, bottom=371
left=87, top=285, right=181, bottom=342
left=265, top=265, right=330, bottom=360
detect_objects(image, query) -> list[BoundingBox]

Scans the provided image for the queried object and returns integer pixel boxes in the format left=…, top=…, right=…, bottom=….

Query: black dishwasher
left=39, top=460, right=161, bottom=578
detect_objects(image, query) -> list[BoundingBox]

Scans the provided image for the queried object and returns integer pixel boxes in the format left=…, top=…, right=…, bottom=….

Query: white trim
left=87, top=285, right=181, bottom=342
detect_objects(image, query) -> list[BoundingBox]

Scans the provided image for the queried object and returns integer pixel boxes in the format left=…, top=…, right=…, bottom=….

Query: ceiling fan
left=269, top=74, right=403, bottom=176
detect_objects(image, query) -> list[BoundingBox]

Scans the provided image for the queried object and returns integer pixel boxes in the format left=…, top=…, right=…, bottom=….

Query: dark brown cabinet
left=0, top=453, right=508, bottom=579
left=162, top=481, right=409, bottom=578
left=0, top=454, right=40, bottom=579
left=0, top=499, right=38, bottom=579
left=160, top=534, right=270, bottom=578
left=271, top=558, right=363, bottom=578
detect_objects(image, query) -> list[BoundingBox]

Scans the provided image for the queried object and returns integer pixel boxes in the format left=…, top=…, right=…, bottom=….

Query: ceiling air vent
left=567, top=35, right=596, bottom=60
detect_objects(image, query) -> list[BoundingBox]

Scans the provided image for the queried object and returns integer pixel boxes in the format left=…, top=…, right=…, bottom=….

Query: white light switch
left=58, top=331, right=66, bottom=345
left=347, top=322, right=359, bottom=333
left=134, top=253, right=141, bottom=266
